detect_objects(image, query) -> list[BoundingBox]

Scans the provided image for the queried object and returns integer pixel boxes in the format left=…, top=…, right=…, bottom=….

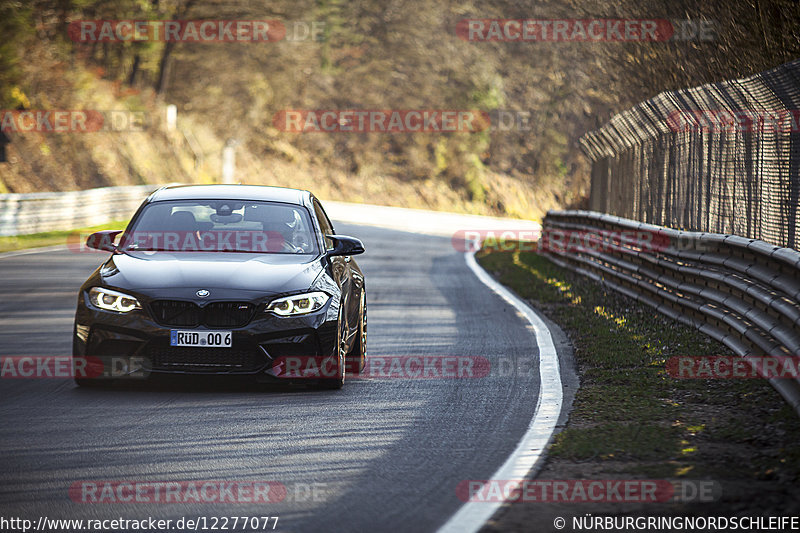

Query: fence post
left=222, top=139, right=239, bottom=184
left=166, top=104, right=177, bottom=131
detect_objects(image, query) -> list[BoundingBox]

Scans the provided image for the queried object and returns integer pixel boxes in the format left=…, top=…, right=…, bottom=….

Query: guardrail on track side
left=541, top=209, right=800, bottom=414
left=0, top=185, right=158, bottom=236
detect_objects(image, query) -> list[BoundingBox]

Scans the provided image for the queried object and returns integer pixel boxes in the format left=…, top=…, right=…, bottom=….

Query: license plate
left=170, top=330, right=232, bottom=348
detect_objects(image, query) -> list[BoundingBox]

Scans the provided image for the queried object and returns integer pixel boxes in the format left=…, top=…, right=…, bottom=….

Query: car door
left=313, top=200, right=357, bottom=343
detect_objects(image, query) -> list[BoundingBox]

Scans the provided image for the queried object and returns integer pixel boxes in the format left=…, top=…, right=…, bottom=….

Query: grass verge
left=476, top=246, right=800, bottom=526
left=0, top=221, right=129, bottom=253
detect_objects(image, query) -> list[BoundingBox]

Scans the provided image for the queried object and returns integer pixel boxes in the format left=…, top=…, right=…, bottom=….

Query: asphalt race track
left=0, top=222, right=548, bottom=532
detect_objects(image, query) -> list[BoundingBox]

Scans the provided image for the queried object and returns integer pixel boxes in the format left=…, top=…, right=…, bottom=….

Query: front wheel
left=346, top=290, right=367, bottom=374
left=317, top=307, right=346, bottom=389
left=74, top=377, right=102, bottom=388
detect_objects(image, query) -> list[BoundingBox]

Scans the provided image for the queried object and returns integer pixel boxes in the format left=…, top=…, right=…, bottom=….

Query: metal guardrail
left=541, top=209, right=800, bottom=414
left=0, top=185, right=158, bottom=236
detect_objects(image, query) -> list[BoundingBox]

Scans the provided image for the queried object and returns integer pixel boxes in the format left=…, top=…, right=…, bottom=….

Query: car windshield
left=119, top=200, right=319, bottom=254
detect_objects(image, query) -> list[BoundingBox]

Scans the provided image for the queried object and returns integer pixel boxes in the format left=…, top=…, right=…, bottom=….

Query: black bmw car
left=72, top=184, right=366, bottom=389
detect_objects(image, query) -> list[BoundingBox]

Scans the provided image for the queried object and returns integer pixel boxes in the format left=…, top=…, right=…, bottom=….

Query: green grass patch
left=477, top=244, right=800, bottom=483
left=0, top=220, right=129, bottom=253
left=549, top=423, right=680, bottom=461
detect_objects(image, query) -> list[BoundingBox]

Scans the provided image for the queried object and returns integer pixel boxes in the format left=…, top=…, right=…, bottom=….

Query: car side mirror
left=86, top=230, right=123, bottom=252
left=326, top=235, right=365, bottom=257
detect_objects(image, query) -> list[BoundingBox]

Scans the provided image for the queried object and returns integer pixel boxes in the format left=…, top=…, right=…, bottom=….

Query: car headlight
left=88, top=287, right=142, bottom=313
left=266, top=292, right=329, bottom=316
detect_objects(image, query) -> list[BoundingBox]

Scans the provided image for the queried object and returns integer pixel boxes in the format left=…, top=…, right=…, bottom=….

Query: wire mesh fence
left=581, top=59, right=800, bottom=250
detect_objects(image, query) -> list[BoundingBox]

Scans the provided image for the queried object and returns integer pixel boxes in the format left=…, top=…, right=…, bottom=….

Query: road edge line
left=0, top=244, right=68, bottom=259
left=437, top=251, right=564, bottom=533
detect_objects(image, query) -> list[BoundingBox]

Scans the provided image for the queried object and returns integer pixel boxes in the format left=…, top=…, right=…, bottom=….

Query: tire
left=318, top=306, right=346, bottom=389
left=346, top=290, right=367, bottom=375
left=73, top=352, right=104, bottom=387
left=74, top=377, right=102, bottom=388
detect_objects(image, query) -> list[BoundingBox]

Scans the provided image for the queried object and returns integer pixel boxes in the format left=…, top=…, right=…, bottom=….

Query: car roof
left=147, top=184, right=313, bottom=206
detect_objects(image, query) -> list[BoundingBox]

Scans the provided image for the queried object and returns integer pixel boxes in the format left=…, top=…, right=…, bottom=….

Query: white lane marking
left=0, top=244, right=68, bottom=259
left=437, top=251, right=563, bottom=533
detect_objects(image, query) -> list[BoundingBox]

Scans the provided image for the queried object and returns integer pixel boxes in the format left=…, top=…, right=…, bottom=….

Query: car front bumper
left=73, top=298, right=339, bottom=381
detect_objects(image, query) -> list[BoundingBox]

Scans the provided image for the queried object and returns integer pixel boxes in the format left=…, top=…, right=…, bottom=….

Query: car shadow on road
left=70, top=375, right=335, bottom=394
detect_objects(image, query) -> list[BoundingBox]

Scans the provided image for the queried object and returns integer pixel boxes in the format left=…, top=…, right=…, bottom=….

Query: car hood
left=99, top=251, right=323, bottom=300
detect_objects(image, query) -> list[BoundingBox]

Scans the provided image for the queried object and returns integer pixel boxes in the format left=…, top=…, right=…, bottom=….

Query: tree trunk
left=154, top=0, right=196, bottom=96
